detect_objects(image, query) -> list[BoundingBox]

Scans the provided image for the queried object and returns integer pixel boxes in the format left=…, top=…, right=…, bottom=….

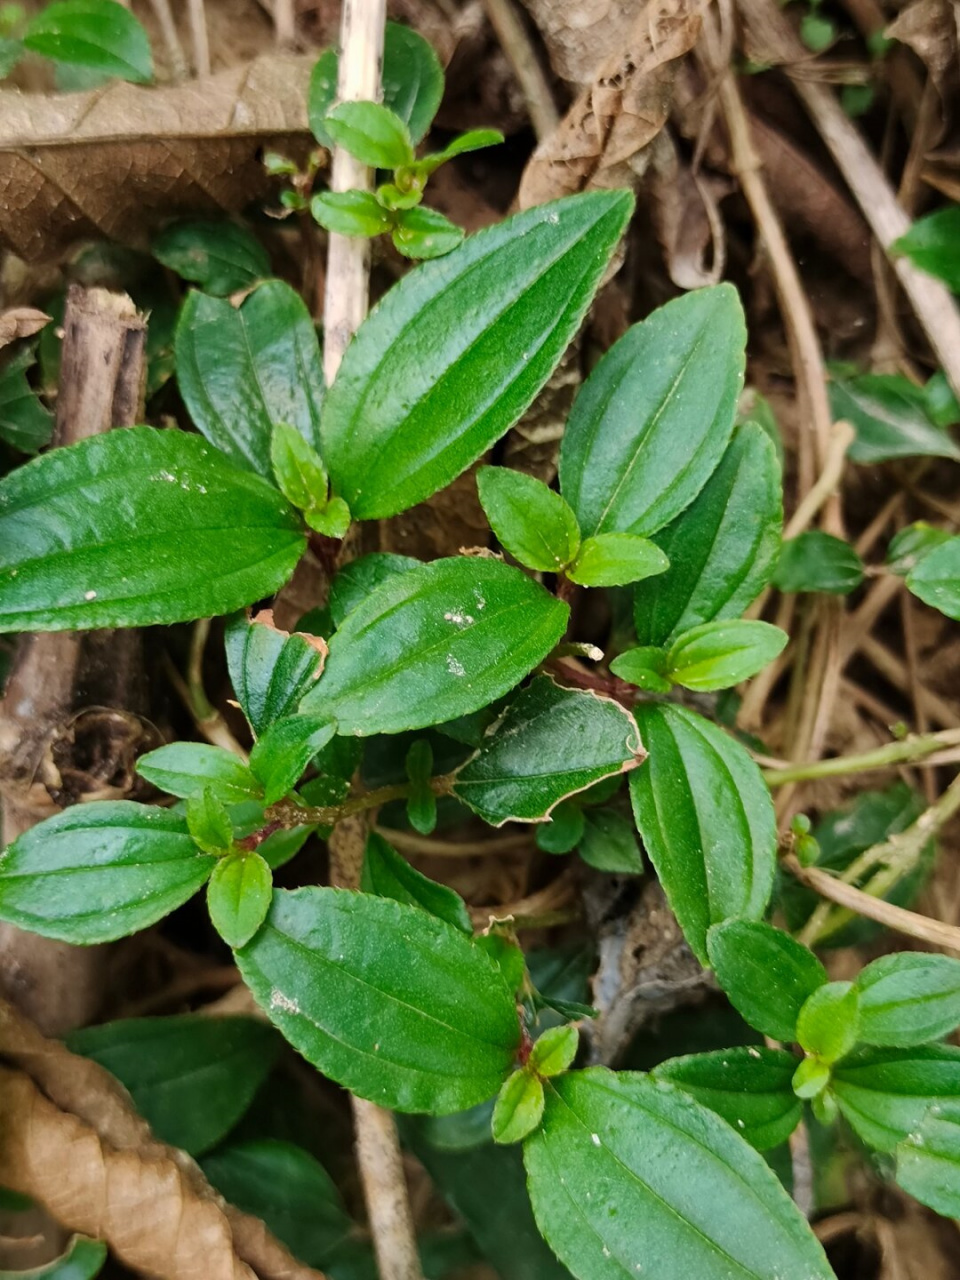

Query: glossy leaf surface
left=302, top=558, right=568, bottom=736
left=831, top=1044, right=960, bottom=1151
left=323, top=101, right=414, bottom=168
left=0, top=802, right=215, bottom=943
left=577, top=809, right=643, bottom=873
left=796, top=982, right=860, bottom=1064
left=493, top=1071, right=544, bottom=1144
left=176, top=281, right=324, bottom=477
left=320, top=191, right=633, bottom=519
left=137, top=743, right=262, bottom=803
left=559, top=285, right=746, bottom=538
left=653, top=1047, right=802, bottom=1150
left=477, top=466, right=580, bottom=572
left=664, top=619, right=787, bottom=691
left=630, top=705, right=776, bottom=963
left=237, top=887, right=520, bottom=1113
left=856, top=951, right=960, bottom=1047
left=454, top=676, right=642, bottom=825
left=892, top=206, right=960, bottom=292
left=906, top=536, right=960, bottom=620
left=0, top=426, right=305, bottom=632
left=707, top=920, right=826, bottom=1042
left=632, top=423, right=781, bottom=646
left=68, top=1014, right=278, bottom=1154
left=524, top=1069, right=834, bottom=1280
left=829, top=373, right=960, bottom=464
left=225, top=613, right=326, bottom=736
left=248, top=713, right=336, bottom=805
left=566, top=533, right=668, bottom=587
left=207, top=852, right=273, bottom=948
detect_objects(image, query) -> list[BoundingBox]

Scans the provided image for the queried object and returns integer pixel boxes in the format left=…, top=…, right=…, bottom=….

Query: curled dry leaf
left=0, top=54, right=314, bottom=262
left=0, top=307, right=52, bottom=350
left=649, top=130, right=729, bottom=291
left=520, top=0, right=640, bottom=85
left=0, top=998, right=325, bottom=1280
left=886, top=0, right=959, bottom=103
left=518, top=0, right=701, bottom=208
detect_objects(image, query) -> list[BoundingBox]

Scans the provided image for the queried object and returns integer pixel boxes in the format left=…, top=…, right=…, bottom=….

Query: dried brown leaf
left=886, top=0, right=960, bottom=102
left=0, top=307, right=51, bottom=349
left=517, top=0, right=701, bottom=208
left=649, top=130, right=729, bottom=290
left=0, top=999, right=325, bottom=1280
left=520, top=0, right=639, bottom=85
left=0, top=54, right=314, bottom=262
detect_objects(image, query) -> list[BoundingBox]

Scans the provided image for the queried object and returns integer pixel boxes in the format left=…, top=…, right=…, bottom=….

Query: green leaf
left=654, top=1047, right=803, bottom=1150
left=176, top=280, right=324, bottom=477
left=414, top=128, right=504, bottom=176
left=0, top=37, right=23, bottom=80
left=664, top=620, right=788, bottom=691
left=320, top=191, right=633, bottom=520
left=773, top=531, right=865, bottom=595
left=453, top=675, right=642, bottom=826
left=801, top=12, right=836, bottom=49
left=607, top=645, right=670, bottom=692
left=67, top=1014, right=278, bottom=1155
left=24, top=0, right=152, bottom=82
left=324, top=101, right=414, bottom=168
left=923, top=369, right=960, bottom=427
left=137, top=743, right=262, bottom=803
left=476, top=467, right=580, bottom=572
left=906, top=535, right=960, bottom=619
left=524, top=1069, right=834, bottom=1280
left=225, top=613, right=326, bottom=736
left=632, top=423, right=782, bottom=646
left=186, top=787, right=234, bottom=854
left=0, top=347, right=53, bottom=453
left=362, top=830, right=472, bottom=933
left=309, top=22, right=443, bottom=147
left=887, top=521, right=952, bottom=575
left=831, top=1044, right=960, bottom=1151
left=528, top=1025, right=579, bottom=1078
left=492, top=1070, right=544, bottom=1144
left=895, top=1101, right=960, bottom=1219
left=310, top=190, right=393, bottom=237
left=793, top=1056, right=830, bottom=1100
left=152, top=220, right=270, bottom=296
left=270, top=421, right=329, bottom=512
left=706, top=920, right=827, bottom=1042
left=304, top=496, right=350, bottom=538
left=208, top=851, right=273, bottom=948
left=577, top=808, right=643, bottom=873
left=0, top=1235, right=107, bottom=1280
left=0, top=802, right=215, bottom=944
left=629, top=705, right=776, bottom=964
left=536, top=799, right=585, bottom=853
left=201, top=1140, right=352, bottom=1269
left=892, top=205, right=960, bottom=292
left=328, top=552, right=419, bottom=625
left=301, top=557, right=568, bottom=736
left=236, top=887, right=520, bottom=1113
left=796, top=982, right=860, bottom=1064
left=405, top=737, right=436, bottom=834
left=566, top=533, right=668, bottom=587
left=392, top=206, right=465, bottom=259
left=829, top=372, right=960, bottom=464
left=0, top=426, right=306, bottom=633
left=855, top=952, right=960, bottom=1047
left=248, top=713, right=336, bottom=805
left=559, top=285, right=746, bottom=538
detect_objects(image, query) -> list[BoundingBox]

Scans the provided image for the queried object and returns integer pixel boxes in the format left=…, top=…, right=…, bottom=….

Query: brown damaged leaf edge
left=0, top=996, right=326, bottom=1280
left=0, top=54, right=315, bottom=261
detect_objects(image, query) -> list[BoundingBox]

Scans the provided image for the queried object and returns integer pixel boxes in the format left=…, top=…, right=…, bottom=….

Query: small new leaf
left=795, top=981, right=860, bottom=1064
left=528, top=1025, right=578, bottom=1078
left=476, top=466, right=580, bottom=572
left=187, top=787, right=234, bottom=855
left=906, top=536, right=960, bottom=621
left=270, top=422, right=329, bottom=512
left=310, top=190, right=393, bottom=238
left=208, top=852, right=273, bottom=949
left=492, top=1070, right=544, bottom=1144
left=609, top=645, right=670, bottom=692
left=664, top=619, right=788, bottom=691
left=774, top=531, right=865, bottom=595
left=392, top=207, right=465, bottom=260
left=567, top=533, right=669, bottom=587
left=405, top=738, right=437, bottom=835
left=305, top=496, right=351, bottom=538
left=792, top=1056, right=830, bottom=1100
left=324, top=101, right=414, bottom=169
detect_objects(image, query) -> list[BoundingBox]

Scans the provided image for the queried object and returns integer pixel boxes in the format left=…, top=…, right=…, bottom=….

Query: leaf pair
left=612, top=618, right=787, bottom=693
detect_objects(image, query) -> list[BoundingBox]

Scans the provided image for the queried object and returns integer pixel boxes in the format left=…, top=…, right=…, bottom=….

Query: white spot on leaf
left=446, top=654, right=466, bottom=677
left=84, top=590, right=97, bottom=600
left=270, top=988, right=300, bottom=1014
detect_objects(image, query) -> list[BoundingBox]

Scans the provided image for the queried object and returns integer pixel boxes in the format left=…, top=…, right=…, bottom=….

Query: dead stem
left=146, top=0, right=188, bottom=79
left=481, top=0, right=559, bottom=141
left=763, top=727, right=960, bottom=786
left=187, top=0, right=211, bottom=76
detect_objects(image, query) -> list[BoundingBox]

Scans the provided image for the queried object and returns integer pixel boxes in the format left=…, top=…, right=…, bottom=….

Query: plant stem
left=763, top=728, right=960, bottom=787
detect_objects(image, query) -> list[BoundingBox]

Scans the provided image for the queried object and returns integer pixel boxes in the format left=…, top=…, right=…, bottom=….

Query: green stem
left=763, top=728, right=960, bottom=788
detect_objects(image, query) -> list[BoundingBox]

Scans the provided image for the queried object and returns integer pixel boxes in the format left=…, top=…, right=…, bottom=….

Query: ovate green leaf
left=237, top=887, right=520, bottom=1113
left=493, top=1070, right=544, bottom=1144
left=524, top=1069, right=834, bottom=1280
left=796, top=982, right=860, bottom=1064
left=67, top=1014, right=278, bottom=1154
left=707, top=919, right=827, bottom=1042
left=559, top=285, right=746, bottom=538
left=225, top=613, right=326, bottom=736
left=774, top=531, right=864, bottom=595
left=392, top=206, right=465, bottom=260
left=24, top=0, right=152, bottom=82
left=301, top=558, right=568, bottom=736
left=0, top=426, right=306, bottom=632
left=137, top=742, right=262, bottom=803
left=577, top=809, right=643, bottom=873
left=321, top=191, right=633, bottom=519
left=566, top=533, right=668, bottom=588
left=856, top=952, right=960, bottom=1047
left=653, top=1047, right=802, bottom=1150
left=831, top=1044, right=960, bottom=1151
left=454, top=675, right=642, bottom=825
left=362, top=831, right=472, bottom=933
left=633, top=423, right=782, bottom=646
left=248, top=713, right=336, bottom=805
left=629, top=705, right=776, bottom=964
left=0, top=802, right=215, bottom=943
left=310, top=190, right=393, bottom=238
left=0, top=347, right=53, bottom=454
left=152, top=220, right=270, bottom=296
left=477, top=466, right=580, bottom=572
left=829, top=372, right=960, bottom=464
left=892, top=206, right=960, bottom=292
left=664, top=620, right=787, bottom=691
left=207, top=851, right=273, bottom=948
left=906, top=536, right=960, bottom=619
left=176, top=281, right=324, bottom=477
